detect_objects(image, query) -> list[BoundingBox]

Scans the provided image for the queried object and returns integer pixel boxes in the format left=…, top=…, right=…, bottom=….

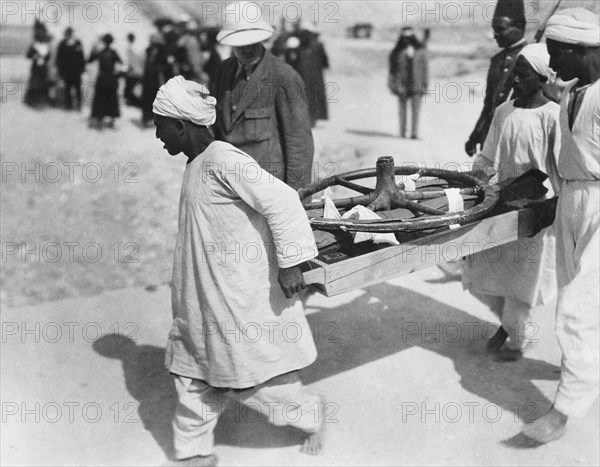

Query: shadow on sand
left=345, top=128, right=400, bottom=139
left=93, top=281, right=560, bottom=457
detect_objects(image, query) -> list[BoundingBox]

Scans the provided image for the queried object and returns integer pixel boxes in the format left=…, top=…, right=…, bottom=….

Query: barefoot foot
left=164, top=454, right=218, bottom=467
left=521, top=407, right=567, bottom=445
left=300, top=397, right=326, bottom=455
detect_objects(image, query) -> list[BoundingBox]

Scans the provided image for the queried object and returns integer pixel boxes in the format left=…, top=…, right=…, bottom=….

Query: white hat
left=217, top=1, right=274, bottom=46
left=545, top=8, right=600, bottom=47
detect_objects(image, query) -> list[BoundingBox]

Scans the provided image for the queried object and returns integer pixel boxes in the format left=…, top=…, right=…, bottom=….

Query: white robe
left=165, top=141, right=318, bottom=389
left=463, top=100, right=561, bottom=306
left=552, top=80, right=600, bottom=417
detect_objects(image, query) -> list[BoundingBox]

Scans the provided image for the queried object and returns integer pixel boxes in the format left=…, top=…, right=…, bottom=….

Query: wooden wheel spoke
left=403, top=187, right=478, bottom=201
left=396, top=199, right=447, bottom=216
left=335, top=177, right=374, bottom=195
left=333, top=194, right=375, bottom=210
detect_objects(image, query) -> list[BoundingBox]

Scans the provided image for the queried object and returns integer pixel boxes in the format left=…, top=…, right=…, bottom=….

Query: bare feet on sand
left=521, top=407, right=568, bottom=444
left=164, top=454, right=218, bottom=467
left=300, top=397, right=326, bottom=455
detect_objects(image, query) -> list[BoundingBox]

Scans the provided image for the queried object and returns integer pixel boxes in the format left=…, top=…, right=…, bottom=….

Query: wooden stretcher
left=301, top=204, right=542, bottom=297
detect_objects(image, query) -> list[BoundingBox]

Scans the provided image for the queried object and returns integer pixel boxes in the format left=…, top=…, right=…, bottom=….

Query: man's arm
left=218, top=151, right=318, bottom=296
left=466, top=60, right=495, bottom=156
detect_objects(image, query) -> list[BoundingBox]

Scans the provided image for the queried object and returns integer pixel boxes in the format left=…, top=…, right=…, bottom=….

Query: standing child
left=463, top=44, right=561, bottom=362
left=153, top=76, right=325, bottom=466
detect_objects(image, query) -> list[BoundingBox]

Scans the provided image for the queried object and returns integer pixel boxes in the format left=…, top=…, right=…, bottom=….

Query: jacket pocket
left=243, top=107, right=271, bottom=143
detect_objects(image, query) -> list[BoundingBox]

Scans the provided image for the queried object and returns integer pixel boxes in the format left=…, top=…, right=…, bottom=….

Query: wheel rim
left=299, top=157, right=499, bottom=232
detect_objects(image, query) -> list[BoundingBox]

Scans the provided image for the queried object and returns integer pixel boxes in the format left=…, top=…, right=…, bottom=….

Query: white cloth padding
left=323, top=191, right=342, bottom=219
left=403, top=173, right=420, bottom=192
left=444, top=188, right=464, bottom=230
left=342, top=205, right=400, bottom=245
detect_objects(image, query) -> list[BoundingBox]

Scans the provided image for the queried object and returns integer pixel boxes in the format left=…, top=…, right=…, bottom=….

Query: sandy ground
left=2, top=7, right=600, bottom=465
left=2, top=270, right=599, bottom=466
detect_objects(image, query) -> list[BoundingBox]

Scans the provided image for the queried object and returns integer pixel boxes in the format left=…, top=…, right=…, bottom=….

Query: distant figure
left=24, top=20, right=52, bottom=108
left=271, top=16, right=294, bottom=58
left=175, top=19, right=206, bottom=83
left=159, top=21, right=179, bottom=80
left=123, top=33, right=144, bottom=107
left=388, top=27, right=429, bottom=139
left=198, top=28, right=222, bottom=93
left=88, top=34, right=122, bottom=129
left=284, top=22, right=330, bottom=127
left=56, top=27, right=85, bottom=110
left=465, top=0, right=527, bottom=156
left=141, top=33, right=169, bottom=127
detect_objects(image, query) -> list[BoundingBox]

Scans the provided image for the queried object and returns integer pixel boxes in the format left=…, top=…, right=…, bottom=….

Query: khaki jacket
left=214, top=49, right=314, bottom=190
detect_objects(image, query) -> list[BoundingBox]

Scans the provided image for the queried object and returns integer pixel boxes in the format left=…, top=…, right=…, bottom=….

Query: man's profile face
left=512, top=56, right=543, bottom=98
left=492, top=17, right=524, bottom=48
left=232, top=42, right=263, bottom=67
left=154, top=114, right=183, bottom=156
left=547, top=39, right=583, bottom=82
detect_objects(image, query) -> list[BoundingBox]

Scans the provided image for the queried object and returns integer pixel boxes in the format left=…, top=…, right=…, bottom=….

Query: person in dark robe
left=24, top=20, right=52, bottom=108
left=198, top=27, right=222, bottom=93
left=284, top=23, right=329, bottom=127
left=388, top=27, right=429, bottom=139
left=88, top=33, right=122, bottom=129
left=465, top=0, right=527, bottom=156
left=141, top=33, right=168, bottom=127
left=56, top=26, right=86, bottom=110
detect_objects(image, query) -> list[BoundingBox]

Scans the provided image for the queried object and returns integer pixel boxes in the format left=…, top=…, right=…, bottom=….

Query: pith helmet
left=217, top=1, right=275, bottom=47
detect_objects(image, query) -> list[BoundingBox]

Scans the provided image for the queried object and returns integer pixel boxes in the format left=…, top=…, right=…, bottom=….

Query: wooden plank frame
left=302, top=207, right=537, bottom=297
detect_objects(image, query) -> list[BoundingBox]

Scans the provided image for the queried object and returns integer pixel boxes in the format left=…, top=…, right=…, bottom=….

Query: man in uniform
left=465, top=0, right=527, bottom=156
left=520, top=7, right=600, bottom=445
left=213, top=1, right=314, bottom=191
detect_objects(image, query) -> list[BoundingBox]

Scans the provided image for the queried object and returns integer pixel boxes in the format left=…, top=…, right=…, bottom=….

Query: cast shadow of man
left=93, top=335, right=176, bottom=458
left=217, top=281, right=560, bottom=450
left=93, top=280, right=560, bottom=454
left=303, top=282, right=560, bottom=424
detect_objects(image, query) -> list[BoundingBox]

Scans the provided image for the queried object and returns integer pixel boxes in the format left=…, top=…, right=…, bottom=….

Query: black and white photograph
left=1, top=0, right=599, bottom=465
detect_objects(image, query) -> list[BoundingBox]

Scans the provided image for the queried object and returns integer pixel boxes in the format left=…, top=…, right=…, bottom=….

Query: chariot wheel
left=298, top=156, right=499, bottom=233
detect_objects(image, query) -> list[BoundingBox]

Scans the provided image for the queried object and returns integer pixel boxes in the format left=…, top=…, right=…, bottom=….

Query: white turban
left=545, top=8, right=600, bottom=47
left=153, top=76, right=217, bottom=126
left=518, top=44, right=555, bottom=82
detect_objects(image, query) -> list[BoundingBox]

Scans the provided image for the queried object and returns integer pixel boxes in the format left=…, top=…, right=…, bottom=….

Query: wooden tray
left=302, top=207, right=538, bottom=297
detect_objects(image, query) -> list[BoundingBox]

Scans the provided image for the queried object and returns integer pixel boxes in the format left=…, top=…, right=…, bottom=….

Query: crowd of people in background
left=22, top=15, right=329, bottom=131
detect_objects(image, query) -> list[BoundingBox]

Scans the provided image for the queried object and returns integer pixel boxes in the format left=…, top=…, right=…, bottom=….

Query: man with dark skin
left=519, top=7, right=600, bottom=446
left=465, top=0, right=527, bottom=157
left=467, top=45, right=560, bottom=363
left=153, top=77, right=325, bottom=465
